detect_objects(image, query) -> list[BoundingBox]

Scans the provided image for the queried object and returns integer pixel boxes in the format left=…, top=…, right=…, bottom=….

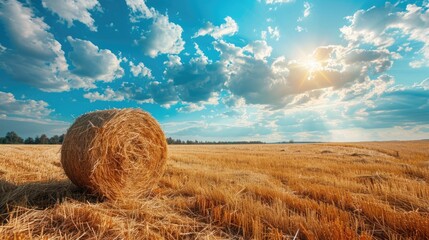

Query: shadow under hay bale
left=0, top=180, right=16, bottom=195
left=0, top=180, right=101, bottom=224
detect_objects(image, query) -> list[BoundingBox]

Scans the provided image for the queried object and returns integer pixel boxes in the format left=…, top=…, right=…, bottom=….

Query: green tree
left=5, top=131, right=23, bottom=144
left=24, top=137, right=35, bottom=144
left=39, top=134, right=49, bottom=144
left=49, top=135, right=60, bottom=144
left=59, top=134, right=65, bottom=144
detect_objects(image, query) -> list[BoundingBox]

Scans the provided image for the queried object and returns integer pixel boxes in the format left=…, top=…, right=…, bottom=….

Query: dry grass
left=1, top=141, right=429, bottom=239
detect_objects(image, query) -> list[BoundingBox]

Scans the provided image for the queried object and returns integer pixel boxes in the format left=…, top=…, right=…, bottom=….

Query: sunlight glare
left=302, top=57, right=321, bottom=80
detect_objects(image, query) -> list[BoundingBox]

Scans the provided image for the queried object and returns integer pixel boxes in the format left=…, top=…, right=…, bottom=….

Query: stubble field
left=0, top=141, right=428, bottom=239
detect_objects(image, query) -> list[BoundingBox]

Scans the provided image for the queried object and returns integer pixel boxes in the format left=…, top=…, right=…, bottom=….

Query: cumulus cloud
left=124, top=0, right=185, bottom=58
left=0, top=1, right=122, bottom=91
left=163, top=44, right=227, bottom=102
left=83, top=87, right=125, bottom=102
left=341, top=2, right=429, bottom=67
left=67, top=36, right=124, bottom=82
left=243, top=40, right=273, bottom=60
left=85, top=79, right=178, bottom=105
left=139, top=13, right=185, bottom=57
left=0, top=91, right=68, bottom=137
left=193, top=16, right=238, bottom=39
left=0, top=91, right=52, bottom=118
left=0, top=0, right=70, bottom=92
left=124, top=0, right=154, bottom=22
left=41, top=0, right=100, bottom=31
left=85, top=45, right=226, bottom=106
left=347, top=79, right=429, bottom=128
left=177, top=103, right=205, bottom=113
left=164, top=55, right=182, bottom=68
left=129, top=61, right=153, bottom=79
left=83, top=38, right=398, bottom=111
left=213, top=41, right=397, bottom=107
left=122, top=80, right=179, bottom=105
left=213, top=40, right=288, bottom=105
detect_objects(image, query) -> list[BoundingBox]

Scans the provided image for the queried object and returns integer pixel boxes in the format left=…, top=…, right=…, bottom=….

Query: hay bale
left=61, top=109, right=167, bottom=199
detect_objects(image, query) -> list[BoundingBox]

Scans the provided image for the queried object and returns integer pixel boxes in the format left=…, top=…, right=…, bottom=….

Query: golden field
left=0, top=141, right=428, bottom=239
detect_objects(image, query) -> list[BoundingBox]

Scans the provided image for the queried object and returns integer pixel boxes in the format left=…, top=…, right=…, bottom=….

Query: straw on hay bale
left=61, top=109, right=167, bottom=199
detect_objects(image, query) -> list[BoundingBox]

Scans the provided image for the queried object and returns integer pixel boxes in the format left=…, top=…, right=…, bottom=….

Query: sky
left=0, top=0, right=428, bottom=142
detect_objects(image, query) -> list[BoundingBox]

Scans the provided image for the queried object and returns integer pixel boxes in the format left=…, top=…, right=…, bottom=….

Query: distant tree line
left=166, top=137, right=265, bottom=145
left=0, top=131, right=265, bottom=145
left=0, top=131, right=64, bottom=144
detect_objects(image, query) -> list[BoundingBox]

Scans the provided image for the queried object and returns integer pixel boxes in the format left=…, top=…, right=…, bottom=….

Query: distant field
left=1, top=142, right=429, bottom=239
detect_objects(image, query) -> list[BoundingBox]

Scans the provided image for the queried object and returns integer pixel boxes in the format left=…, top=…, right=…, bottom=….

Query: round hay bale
left=61, top=109, right=167, bottom=199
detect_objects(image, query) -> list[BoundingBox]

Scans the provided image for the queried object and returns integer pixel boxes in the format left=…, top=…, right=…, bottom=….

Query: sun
left=303, top=58, right=321, bottom=72
left=301, top=57, right=321, bottom=80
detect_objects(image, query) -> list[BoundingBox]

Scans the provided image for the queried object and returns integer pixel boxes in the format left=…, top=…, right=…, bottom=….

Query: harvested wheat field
left=0, top=141, right=429, bottom=239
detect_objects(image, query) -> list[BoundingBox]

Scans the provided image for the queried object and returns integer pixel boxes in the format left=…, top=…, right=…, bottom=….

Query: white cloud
left=265, top=0, right=294, bottom=4
left=193, top=16, right=238, bottom=39
left=0, top=91, right=52, bottom=118
left=410, top=60, right=425, bottom=68
left=83, top=87, right=125, bottom=102
left=0, top=91, right=70, bottom=138
left=124, top=1, right=185, bottom=58
left=129, top=61, right=153, bottom=79
left=213, top=41, right=397, bottom=107
left=295, top=26, right=305, bottom=32
left=41, top=0, right=100, bottom=31
left=139, top=14, right=185, bottom=57
left=124, top=0, right=154, bottom=22
left=222, top=95, right=246, bottom=108
left=79, top=38, right=397, bottom=110
left=343, top=79, right=429, bottom=129
left=125, top=0, right=156, bottom=22
left=267, top=26, right=280, bottom=40
left=0, top=0, right=70, bottom=92
left=175, top=93, right=220, bottom=112
left=67, top=36, right=124, bottom=82
left=177, top=103, right=205, bottom=113
left=163, top=46, right=227, bottom=103
left=261, top=26, right=280, bottom=41
left=98, top=44, right=226, bottom=106
left=193, top=43, right=209, bottom=64
left=243, top=40, right=272, bottom=60
left=341, top=3, right=429, bottom=67
left=303, top=2, right=311, bottom=18
left=164, top=55, right=182, bottom=68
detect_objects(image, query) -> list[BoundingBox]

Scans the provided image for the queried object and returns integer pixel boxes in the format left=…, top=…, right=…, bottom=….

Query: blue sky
left=0, top=0, right=428, bottom=142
